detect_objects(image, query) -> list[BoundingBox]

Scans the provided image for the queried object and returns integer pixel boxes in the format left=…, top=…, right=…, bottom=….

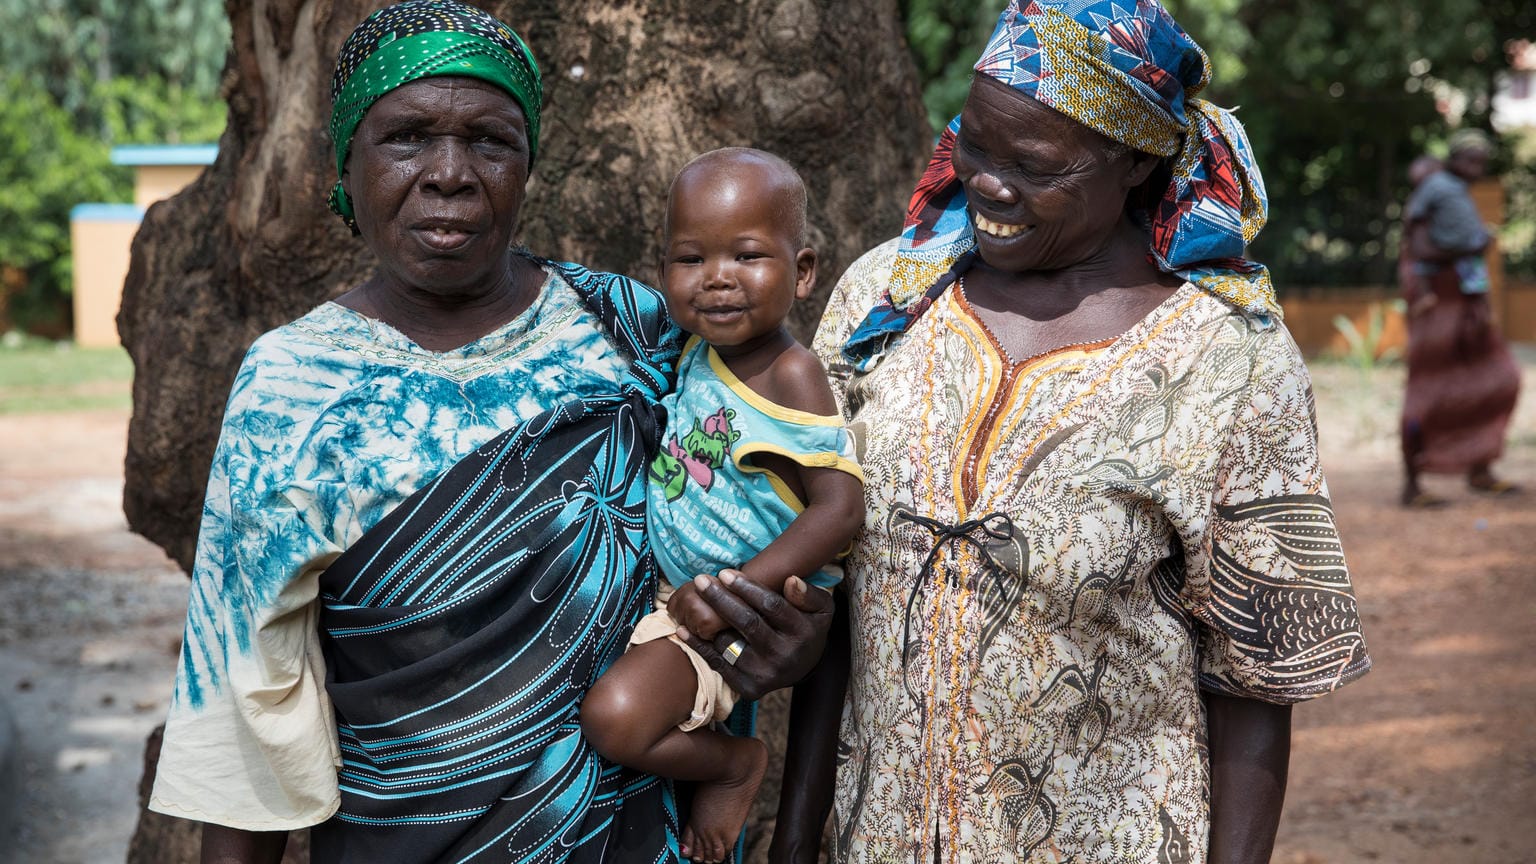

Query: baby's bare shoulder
left=760, top=342, right=838, bottom=415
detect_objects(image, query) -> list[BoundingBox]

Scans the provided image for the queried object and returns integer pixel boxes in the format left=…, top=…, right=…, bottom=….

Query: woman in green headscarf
left=147, top=3, right=830, bottom=861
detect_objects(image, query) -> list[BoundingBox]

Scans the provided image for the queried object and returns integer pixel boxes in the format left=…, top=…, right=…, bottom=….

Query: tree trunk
left=121, top=1, right=928, bottom=861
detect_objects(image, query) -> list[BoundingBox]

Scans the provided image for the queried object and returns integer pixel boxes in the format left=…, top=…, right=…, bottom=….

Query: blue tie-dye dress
left=150, top=262, right=685, bottom=863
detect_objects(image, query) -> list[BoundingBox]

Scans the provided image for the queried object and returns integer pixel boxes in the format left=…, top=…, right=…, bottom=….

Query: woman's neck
left=341, top=253, right=544, bottom=352
left=959, top=219, right=1181, bottom=362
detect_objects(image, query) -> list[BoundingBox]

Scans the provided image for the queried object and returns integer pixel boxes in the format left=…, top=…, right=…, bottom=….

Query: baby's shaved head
left=667, top=147, right=809, bottom=248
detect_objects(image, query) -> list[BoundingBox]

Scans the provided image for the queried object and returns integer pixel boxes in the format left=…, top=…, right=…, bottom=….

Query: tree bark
left=121, top=1, right=928, bottom=861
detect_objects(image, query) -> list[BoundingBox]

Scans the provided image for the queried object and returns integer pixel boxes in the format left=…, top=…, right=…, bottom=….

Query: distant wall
left=70, top=205, right=144, bottom=349
left=1506, top=280, right=1536, bottom=343
left=1281, top=280, right=1535, bottom=358
left=133, top=166, right=205, bottom=209
left=69, top=145, right=216, bottom=347
left=1280, top=287, right=1407, bottom=358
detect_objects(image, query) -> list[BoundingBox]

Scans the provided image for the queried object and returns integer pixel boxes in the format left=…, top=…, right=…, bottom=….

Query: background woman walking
left=1399, top=129, right=1522, bottom=507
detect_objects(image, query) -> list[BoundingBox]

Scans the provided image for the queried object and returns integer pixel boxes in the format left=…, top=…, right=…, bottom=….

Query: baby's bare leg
left=580, top=640, right=767, bottom=863
left=680, top=743, right=768, bottom=864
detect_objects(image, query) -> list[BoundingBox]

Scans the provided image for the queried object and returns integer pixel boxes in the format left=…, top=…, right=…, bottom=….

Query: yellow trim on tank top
left=733, top=441, right=866, bottom=511
left=690, top=338, right=845, bottom=426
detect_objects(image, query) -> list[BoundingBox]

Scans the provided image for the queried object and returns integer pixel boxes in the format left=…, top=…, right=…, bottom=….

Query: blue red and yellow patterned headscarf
left=844, top=0, right=1274, bottom=369
left=327, top=0, right=542, bottom=226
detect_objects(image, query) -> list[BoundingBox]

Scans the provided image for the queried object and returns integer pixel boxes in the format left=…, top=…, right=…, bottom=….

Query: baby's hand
left=669, top=577, right=729, bottom=640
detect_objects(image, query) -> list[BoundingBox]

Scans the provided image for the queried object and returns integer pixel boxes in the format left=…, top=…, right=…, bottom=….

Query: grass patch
left=0, top=333, right=133, bottom=414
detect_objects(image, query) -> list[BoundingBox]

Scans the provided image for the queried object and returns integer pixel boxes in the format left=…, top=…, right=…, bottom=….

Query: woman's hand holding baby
left=668, top=575, right=731, bottom=640
left=680, top=570, right=834, bottom=702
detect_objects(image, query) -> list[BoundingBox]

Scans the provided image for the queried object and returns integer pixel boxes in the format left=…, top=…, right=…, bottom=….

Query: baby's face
left=661, top=166, right=811, bottom=353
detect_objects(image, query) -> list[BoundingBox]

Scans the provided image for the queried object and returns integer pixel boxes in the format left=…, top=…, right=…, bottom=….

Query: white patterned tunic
left=811, top=240, right=1370, bottom=864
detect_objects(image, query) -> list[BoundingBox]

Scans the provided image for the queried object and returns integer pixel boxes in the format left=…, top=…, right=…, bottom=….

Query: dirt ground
left=0, top=349, right=1533, bottom=863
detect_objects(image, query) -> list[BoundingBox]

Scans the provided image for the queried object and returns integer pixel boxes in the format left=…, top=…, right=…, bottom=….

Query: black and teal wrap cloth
left=314, top=263, right=684, bottom=863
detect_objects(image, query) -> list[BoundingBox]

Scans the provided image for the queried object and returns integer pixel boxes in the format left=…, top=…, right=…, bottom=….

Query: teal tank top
left=645, top=337, right=862, bottom=590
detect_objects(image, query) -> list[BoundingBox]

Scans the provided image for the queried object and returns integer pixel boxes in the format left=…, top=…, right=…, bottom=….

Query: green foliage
left=900, top=0, right=1536, bottom=290
left=0, top=75, right=126, bottom=328
left=899, top=0, right=1002, bottom=132
left=0, top=0, right=229, bottom=136
left=1501, top=129, right=1536, bottom=282
left=0, top=0, right=228, bottom=333
left=0, top=335, right=133, bottom=414
left=1211, top=0, right=1533, bottom=289
left=98, top=75, right=230, bottom=146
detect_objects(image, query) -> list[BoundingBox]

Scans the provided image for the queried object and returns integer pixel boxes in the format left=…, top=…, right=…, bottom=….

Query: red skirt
left=1401, top=266, right=1521, bottom=474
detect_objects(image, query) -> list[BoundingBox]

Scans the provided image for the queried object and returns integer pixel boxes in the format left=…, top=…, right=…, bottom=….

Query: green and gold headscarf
left=327, top=0, right=542, bottom=224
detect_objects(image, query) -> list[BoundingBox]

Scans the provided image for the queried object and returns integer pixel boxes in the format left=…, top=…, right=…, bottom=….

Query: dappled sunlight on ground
left=0, top=410, right=186, bottom=863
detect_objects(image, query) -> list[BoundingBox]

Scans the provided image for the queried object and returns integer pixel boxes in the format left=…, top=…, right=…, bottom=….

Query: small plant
left=1332, top=299, right=1405, bottom=374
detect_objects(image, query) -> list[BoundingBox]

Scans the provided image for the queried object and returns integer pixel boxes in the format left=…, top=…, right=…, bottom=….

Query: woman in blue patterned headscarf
left=764, top=2, right=1370, bottom=861
left=147, top=3, right=831, bottom=862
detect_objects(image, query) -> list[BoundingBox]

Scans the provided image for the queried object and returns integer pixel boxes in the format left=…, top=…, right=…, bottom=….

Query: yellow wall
left=134, top=165, right=205, bottom=208
left=1280, top=290, right=1407, bottom=358
left=70, top=212, right=141, bottom=348
left=1280, top=283, right=1535, bottom=359
left=72, top=149, right=210, bottom=347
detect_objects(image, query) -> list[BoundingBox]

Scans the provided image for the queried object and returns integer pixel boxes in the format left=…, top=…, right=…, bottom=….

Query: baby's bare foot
left=680, top=737, right=768, bottom=862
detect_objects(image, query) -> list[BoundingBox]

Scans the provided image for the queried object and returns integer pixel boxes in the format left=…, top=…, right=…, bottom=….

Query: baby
left=1408, top=154, right=1441, bottom=189
left=1401, top=154, right=1443, bottom=314
left=579, top=148, right=865, bottom=863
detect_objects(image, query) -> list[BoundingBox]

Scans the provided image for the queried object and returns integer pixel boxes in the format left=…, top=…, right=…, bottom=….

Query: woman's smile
left=952, top=76, right=1153, bottom=274
left=973, top=212, right=1032, bottom=239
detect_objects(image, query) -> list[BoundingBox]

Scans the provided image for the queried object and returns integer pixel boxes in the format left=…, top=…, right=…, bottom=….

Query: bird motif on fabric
left=1118, top=363, right=1187, bottom=451
left=1031, top=656, right=1112, bottom=765
left=1068, top=516, right=1140, bottom=625
left=972, top=515, right=1030, bottom=661
left=1116, top=338, right=1250, bottom=451
left=1157, top=804, right=1193, bottom=864
left=979, top=756, right=1058, bottom=857
left=1078, top=457, right=1176, bottom=503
